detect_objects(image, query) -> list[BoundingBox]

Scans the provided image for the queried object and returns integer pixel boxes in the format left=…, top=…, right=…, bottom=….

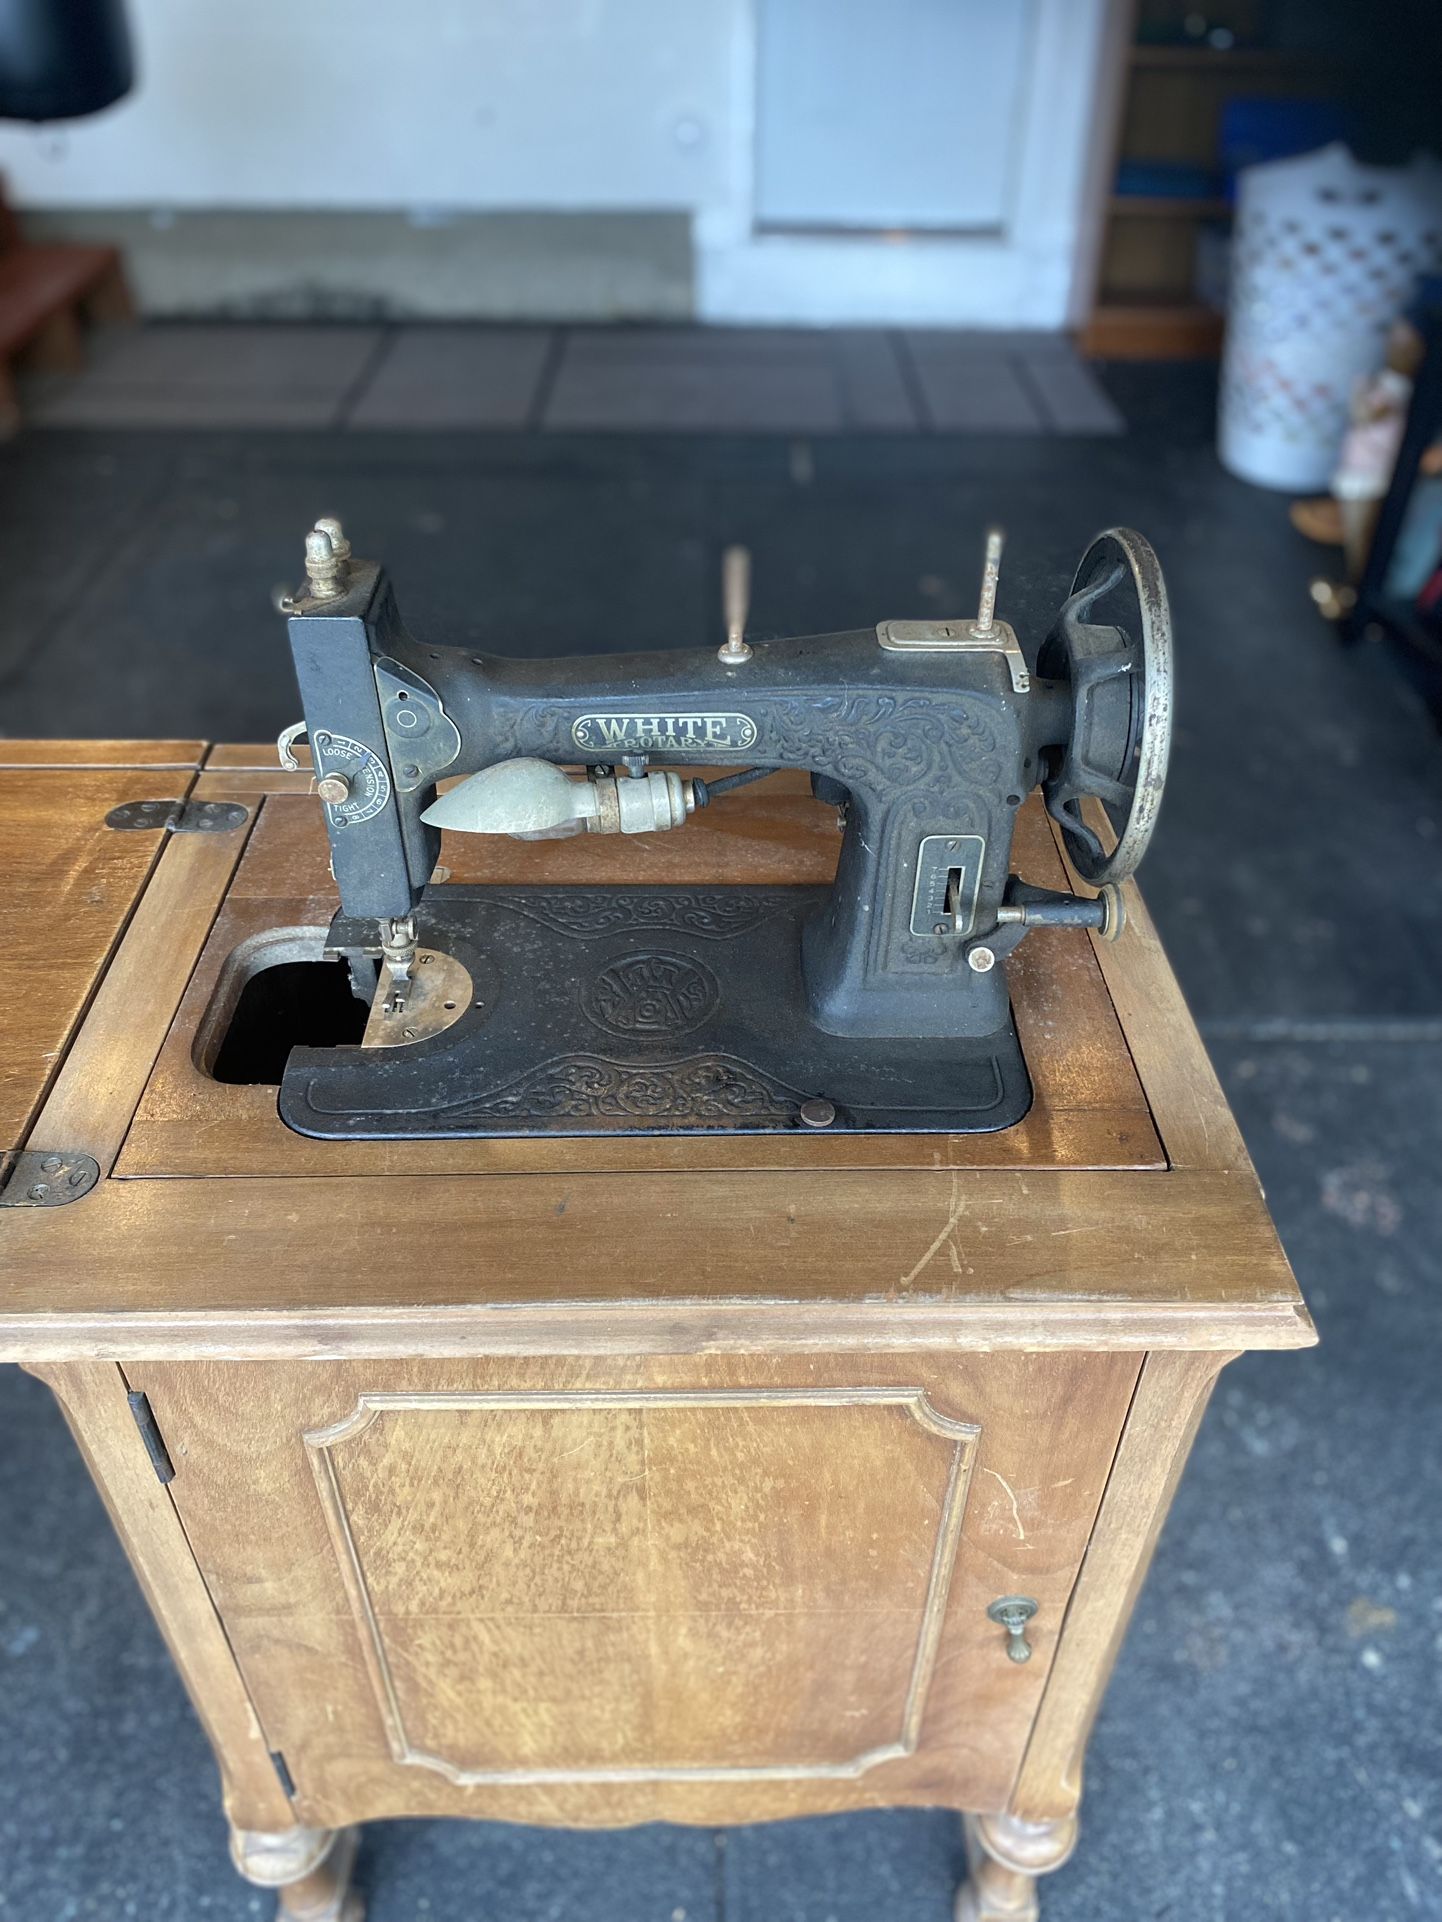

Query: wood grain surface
left=25, top=1358, right=296, bottom=1832
left=127, top=1348, right=1141, bottom=1829
left=0, top=1161, right=1309, bottom=1357
left=0, top=765, right=198, bottom=1148
left=22, top=787, right=256, bottom=1172
left=1010, top=1348, right=1231, bottom=1822
left=1063, top=802, right=1250, bottom=1174
left=205, top=742, right=310, bottom=771
left=0, top=740, right=205, bottom=768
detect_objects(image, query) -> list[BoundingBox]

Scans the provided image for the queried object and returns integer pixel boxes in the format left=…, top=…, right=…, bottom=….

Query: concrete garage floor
left=0, top=330, right=1439, bottom=1922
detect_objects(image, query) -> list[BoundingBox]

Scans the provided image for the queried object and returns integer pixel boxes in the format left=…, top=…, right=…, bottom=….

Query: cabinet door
left=130, top=1350, right=1139, bottom=1830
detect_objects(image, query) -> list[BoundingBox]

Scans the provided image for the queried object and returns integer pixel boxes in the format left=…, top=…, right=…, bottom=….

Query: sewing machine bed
left=282, top=884, right=1031, bottom=1139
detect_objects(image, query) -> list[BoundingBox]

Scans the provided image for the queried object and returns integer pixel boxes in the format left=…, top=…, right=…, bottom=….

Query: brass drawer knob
left=988, top=1595, right=1039, bottom=1662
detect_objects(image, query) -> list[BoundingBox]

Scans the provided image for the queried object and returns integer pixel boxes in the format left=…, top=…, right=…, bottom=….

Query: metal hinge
left=105, top=798, right=250, bottom=834
left=0, top=1149, right=100, bottom=1207
left=126, top=1391, right=176, bottom=1484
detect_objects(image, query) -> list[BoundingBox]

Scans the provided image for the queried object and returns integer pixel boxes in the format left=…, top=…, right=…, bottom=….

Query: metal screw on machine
left=276, top=518, right=350, bottom=613
left=968, top=946, right=996, bottom=973
left=988, top=1595, right=1039, bottom=1663
left=313, top=515, right=351, bottom=567
left=717, top=544, right=753, bottom=665
left=303, top=525, right=346, bottom=602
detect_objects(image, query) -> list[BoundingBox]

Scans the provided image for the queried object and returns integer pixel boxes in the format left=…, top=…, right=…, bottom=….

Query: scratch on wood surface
left=983, top=1467, right=1027, bottom=1543
left=899, top=1172, right=965, bottom=1287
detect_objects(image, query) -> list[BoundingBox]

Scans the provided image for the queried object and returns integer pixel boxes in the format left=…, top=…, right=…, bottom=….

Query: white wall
left=0, top=0, right=1112, bottom=327
left=0, top=0, right=736, bottom=208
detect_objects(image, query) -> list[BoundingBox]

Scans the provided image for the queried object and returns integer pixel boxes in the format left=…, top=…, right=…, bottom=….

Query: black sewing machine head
left=275, top=520, right=1172, bottom=1140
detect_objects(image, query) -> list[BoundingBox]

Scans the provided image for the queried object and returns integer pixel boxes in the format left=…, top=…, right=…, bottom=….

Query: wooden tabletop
left=0, top=744, right=1313, bottom=1360
left=0, top=742, right=206, bottom=1150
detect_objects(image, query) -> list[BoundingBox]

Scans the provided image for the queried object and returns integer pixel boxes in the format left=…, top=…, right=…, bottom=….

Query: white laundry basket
left=1218, top=144, right=1442, bottom=490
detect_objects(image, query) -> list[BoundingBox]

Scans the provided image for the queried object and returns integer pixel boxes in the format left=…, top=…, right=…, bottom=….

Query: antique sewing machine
left=274, top=519, right=1171, bottom=1141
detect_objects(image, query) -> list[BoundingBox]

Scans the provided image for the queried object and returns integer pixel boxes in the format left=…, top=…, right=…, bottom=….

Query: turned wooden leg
left=956, top=1812, right=1078, bottom=1922
left=230, top=1824, right=364, bottom=1922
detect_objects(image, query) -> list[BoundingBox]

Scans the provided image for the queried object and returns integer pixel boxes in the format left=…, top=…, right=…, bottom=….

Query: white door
left=754, top=0, right=1031, bottom=233
left=701, top=0, right=1114, bottom=328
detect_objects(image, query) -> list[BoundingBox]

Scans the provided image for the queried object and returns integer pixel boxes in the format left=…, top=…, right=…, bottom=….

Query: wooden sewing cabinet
left=0, top=742, right=1313, bottom=1921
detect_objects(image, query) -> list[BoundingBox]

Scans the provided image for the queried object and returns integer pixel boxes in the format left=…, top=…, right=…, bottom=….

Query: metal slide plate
left=279, top=887, right=1032, bottom=1140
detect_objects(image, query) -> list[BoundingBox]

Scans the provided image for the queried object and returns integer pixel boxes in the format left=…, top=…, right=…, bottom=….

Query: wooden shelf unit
left=1109, top=195, right=1232, bottom=220
left=1129, top=43, right=1334, bottom=73
left=1082, top=299, right=1225, bottom=361
left=1082, top=8, right=1339, bottom=359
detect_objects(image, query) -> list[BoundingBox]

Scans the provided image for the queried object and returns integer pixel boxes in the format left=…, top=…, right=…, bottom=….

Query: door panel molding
left=305, top=1386, right=979, bottom=1787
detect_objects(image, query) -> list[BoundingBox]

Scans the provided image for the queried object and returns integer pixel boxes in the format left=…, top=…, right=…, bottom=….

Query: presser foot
left=283, top=886, right=1033, bottom=1141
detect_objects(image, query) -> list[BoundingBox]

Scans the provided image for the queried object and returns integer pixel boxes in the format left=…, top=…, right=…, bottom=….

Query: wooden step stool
left=0, top=189, right=132, bottom=432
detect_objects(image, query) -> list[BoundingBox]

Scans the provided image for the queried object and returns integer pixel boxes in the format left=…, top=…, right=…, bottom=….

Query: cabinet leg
left=230, top=1823, right=364, bottom=1922
left=956, top=1813, right=1078, bottom=1922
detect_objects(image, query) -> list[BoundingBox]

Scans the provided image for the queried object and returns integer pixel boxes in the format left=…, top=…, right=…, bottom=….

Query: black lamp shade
left=0, top=0, right=134, bottom=122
